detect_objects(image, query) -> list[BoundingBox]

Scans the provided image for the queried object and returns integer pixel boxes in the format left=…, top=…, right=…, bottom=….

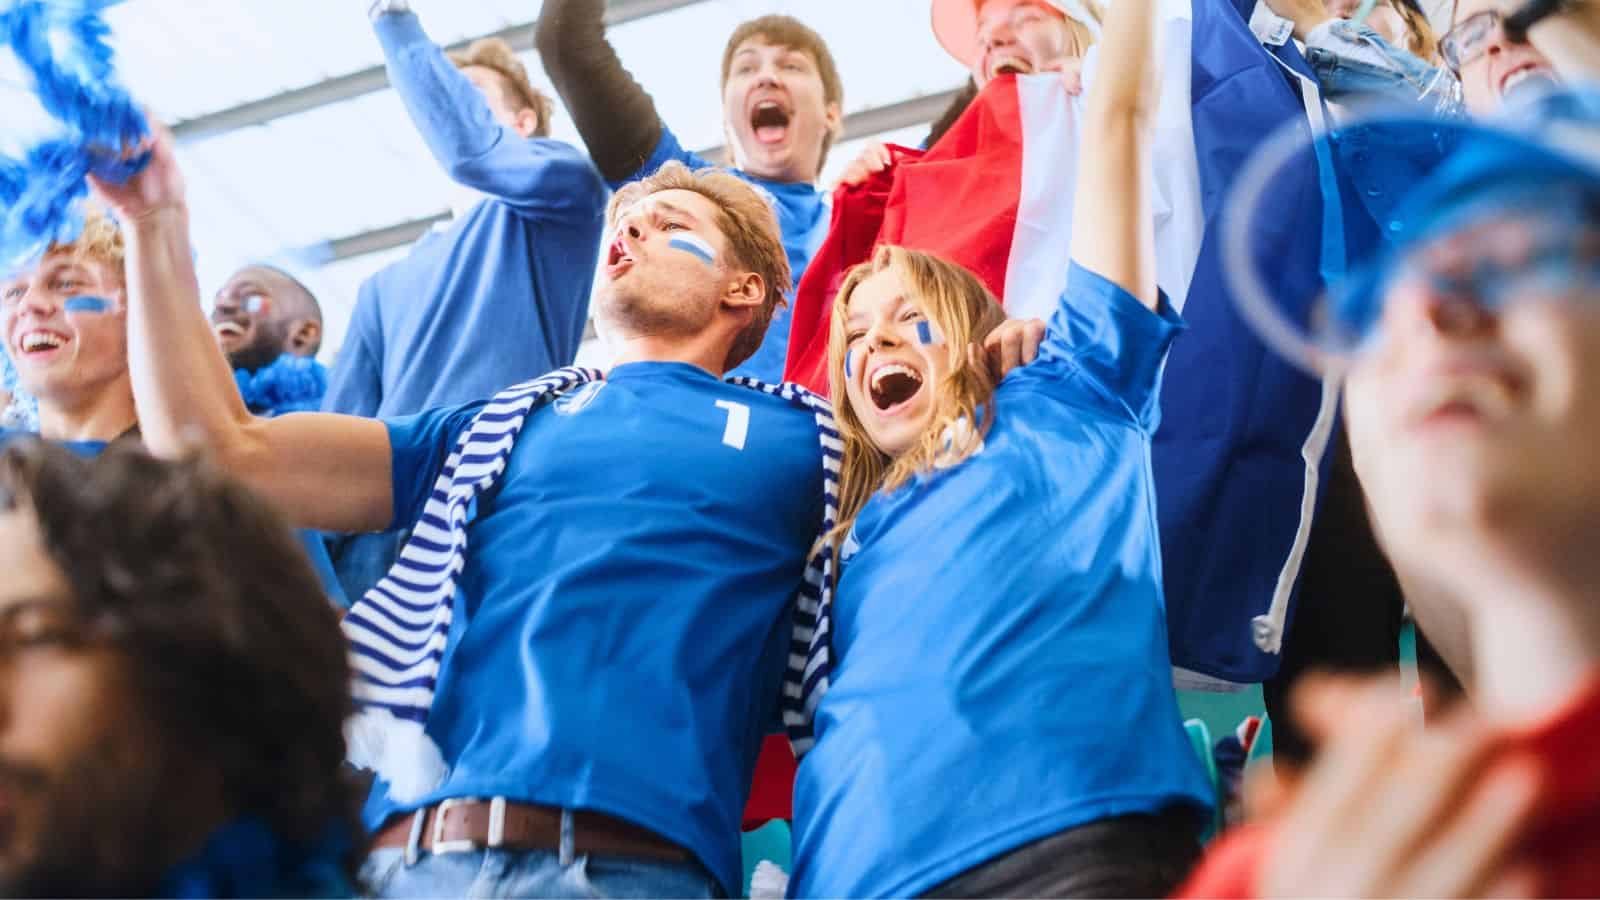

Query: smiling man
left=536, top=0, right=843, bottom=381
left=212, top=264, right=328, bottom=417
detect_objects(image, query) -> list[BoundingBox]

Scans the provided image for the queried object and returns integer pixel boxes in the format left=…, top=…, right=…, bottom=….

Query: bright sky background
left=3, top=0, right=970, bottom=364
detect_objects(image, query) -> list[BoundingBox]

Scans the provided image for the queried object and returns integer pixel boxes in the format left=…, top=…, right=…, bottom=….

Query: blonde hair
left=48, top=211, right=126, bottom=284
left=1387, top=0, right=1440, bottom=63
left=607, top=161, right=791, bottom=371
left=826, top=246, right=1007, bottom=547
left=449, top=38, right=554, bottom=137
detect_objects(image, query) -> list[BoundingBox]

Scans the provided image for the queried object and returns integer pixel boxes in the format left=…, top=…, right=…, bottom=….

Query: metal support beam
left=170, top=0, right=708, bottom=143
left=316, top=87, right=966, bottom=263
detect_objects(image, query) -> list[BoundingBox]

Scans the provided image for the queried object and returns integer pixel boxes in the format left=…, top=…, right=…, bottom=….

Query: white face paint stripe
left=668, top=234, right=717, bottom=266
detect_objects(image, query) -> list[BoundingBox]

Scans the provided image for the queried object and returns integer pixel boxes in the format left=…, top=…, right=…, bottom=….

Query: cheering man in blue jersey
left=95, top=122, right=831, bottom=898
left=536, top=0, right=843, bottom=382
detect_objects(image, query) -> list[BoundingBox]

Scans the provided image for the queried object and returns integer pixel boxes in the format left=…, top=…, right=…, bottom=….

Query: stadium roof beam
left=169, top=0, right=707, bottom=143
left=318, top=86, right=966, bottom=262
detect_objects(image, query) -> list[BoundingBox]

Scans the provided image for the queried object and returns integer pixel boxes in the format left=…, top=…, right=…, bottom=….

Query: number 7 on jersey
left=715, top=400, right=750, bottom=451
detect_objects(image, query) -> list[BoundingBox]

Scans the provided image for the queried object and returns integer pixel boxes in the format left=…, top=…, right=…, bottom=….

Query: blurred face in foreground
left=1345, top=209, right=1600, bottom=599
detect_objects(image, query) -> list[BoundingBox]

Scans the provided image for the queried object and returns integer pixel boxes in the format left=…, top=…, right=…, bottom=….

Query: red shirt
left=1176, top=676, right=1600, bottom=898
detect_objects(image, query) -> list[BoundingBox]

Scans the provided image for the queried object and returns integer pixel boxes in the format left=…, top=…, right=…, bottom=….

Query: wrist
left=368, top=0, right=410, bottom=22
left=123, top=204, right=190, bottom=236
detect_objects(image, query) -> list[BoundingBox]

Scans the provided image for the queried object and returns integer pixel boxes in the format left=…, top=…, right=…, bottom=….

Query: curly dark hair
left=0, top=438, right=362, bottom=883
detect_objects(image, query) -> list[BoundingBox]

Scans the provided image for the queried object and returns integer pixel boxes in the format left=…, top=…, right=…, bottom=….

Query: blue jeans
left=360, top=846, right=721, bottom=898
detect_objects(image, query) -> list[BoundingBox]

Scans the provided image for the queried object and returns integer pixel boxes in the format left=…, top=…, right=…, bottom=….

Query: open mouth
left=605, top=235, right=635, bottom=277
left=213, top=320, right=246, bottom=340
left=868, top=362, right=925, bottom=412
left=16, top=329, right=68, bottom=357
left=1499, top=63, right=1551, bottom=95
left=989, top=55, right=1033, bottom=79
left=750, top=100, right=792, bottom=146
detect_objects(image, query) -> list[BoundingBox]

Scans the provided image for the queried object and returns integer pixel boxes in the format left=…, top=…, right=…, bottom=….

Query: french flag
left=784, top=0, right=1340, bottom=686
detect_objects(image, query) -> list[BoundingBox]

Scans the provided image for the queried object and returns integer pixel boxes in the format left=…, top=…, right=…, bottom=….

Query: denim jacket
left=1305, top=19, right=1462, bottom=114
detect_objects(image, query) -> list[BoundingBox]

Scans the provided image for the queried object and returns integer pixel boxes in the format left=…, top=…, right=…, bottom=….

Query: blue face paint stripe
left=844, top=347, right=856, bottom=379
left=63, top=295, right=113, bottom=314
left=915, top=320, right=943, bottom=346
left=668, top=235, right=717, bottom=267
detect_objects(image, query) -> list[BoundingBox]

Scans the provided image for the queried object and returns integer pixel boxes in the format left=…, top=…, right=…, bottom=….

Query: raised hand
left=88, top=118, right=187, bottom=224
left=836, top=142, right=894, bottom=188
left=971, top=317, right=1047, bottom=380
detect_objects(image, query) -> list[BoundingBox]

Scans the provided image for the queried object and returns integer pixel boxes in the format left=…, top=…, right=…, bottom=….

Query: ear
left=824, top=100, right=844, bottom=140
left=513, top=107, right=541, bottom=139
left=722, top=271, right=765, bottom=315
left=286, top=318, right=322, bottom=357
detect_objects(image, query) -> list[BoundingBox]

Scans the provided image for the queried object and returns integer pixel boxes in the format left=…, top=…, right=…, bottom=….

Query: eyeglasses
left=1439, top=10, right=1507, bottom=73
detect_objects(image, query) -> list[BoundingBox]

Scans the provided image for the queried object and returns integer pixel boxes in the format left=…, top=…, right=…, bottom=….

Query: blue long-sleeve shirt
left=323, top=11, right=608, bottom=418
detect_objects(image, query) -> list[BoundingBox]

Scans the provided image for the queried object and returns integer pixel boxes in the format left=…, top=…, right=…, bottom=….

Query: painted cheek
left=62, top=296, right=114, bottom=315
left=668, top=235, right=718, bottom=267
left=915, top=320, right=946, bottom=346
left=844, top=346, right=858, bottom=379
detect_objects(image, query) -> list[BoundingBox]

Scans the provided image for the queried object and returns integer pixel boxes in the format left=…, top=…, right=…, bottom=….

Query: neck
left=608, top=333, right=730, bottom=377
left=1452, top=548, right=1600, bottom=727
left=36, top=378, right=138, bottom=442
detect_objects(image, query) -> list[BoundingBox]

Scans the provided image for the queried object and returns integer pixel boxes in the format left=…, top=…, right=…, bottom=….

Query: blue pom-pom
left=1, top=0, right=148, bottom=271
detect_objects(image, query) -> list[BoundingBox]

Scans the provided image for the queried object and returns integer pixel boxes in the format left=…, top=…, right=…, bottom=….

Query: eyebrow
left=652, top=200, right=701, bottom=223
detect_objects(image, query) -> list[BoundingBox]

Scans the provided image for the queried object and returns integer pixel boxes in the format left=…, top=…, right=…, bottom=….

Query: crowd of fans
left=1, top=0, right=1598, bottom=895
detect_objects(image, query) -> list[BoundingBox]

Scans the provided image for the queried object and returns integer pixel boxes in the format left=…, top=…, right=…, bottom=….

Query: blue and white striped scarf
left=341, top=367, right=840, bottom=800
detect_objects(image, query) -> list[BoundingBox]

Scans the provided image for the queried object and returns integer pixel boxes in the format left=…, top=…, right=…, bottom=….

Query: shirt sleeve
left=607, top=125, right=715, bottom=191
left=374, top=11, right=607, bottom=223
left=533, top=0, right=669, bottom=185
left=1035, top=261, right=1185, bottom=430
left=321, top=286, right=384, bottom=417
left=382, top=401, right=486, bottom=532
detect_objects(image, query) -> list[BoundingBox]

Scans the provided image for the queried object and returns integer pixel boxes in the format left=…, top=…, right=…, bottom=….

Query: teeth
left=870, top=363, right=920, bottom=390
left=214, top=322, right=244, bottom=337
left=20, top=331, right=64, bottom=352
left=1504, top=68, right=1532, bottom=90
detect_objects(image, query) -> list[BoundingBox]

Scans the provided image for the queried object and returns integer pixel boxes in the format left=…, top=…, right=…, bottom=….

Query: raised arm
left=533, top=0, right=672, bottom=184
left=1069, top=0, right=1162, bottom=311
left=374, top=8, right=605, bottom=218
left=92, top=128, right=394, bottom=534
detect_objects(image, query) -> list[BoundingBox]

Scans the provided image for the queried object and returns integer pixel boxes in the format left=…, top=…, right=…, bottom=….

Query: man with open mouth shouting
left=536, top=0, right=844, bottom=383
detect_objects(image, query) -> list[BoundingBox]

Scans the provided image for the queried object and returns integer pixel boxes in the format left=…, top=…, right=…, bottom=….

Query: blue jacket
left=323, top=12, right=608, bottom=418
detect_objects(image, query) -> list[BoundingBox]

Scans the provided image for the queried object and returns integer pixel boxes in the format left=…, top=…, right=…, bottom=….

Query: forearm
left=533, top=0, right=664, bottom=183
left=123, top=209, right=394, bottom=533
left=123, top=207, right=255, bottom=458
left=1071, top=0, right=1159, bottom=308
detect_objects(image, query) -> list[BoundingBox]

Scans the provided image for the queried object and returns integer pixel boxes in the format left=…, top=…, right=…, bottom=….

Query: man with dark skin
left=210, top=264, right=323, bottom=374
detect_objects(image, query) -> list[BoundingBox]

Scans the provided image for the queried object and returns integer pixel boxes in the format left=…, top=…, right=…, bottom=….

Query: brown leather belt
left=370, top=798, right=692, bottom=863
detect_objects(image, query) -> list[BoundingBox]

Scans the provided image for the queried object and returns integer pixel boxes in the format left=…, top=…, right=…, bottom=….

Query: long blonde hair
left=826, top=246, right=1008, bottom=548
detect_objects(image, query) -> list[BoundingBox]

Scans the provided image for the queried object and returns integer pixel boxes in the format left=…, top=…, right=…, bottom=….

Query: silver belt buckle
left=430, top=796, right=508, bottom=855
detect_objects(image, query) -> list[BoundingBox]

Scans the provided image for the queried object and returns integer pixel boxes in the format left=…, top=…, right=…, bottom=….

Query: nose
left=15, top=284, right=58, bottom=318
left=866, top=318, right=905, bottom=350
left=1392, top=281, right=1497, bottom=342
left=212, top=295, right=239, bottom=317
left=981, top=21, right=1017, bottom=51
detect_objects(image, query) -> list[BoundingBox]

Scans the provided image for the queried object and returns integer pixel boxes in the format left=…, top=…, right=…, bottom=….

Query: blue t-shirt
left=0, top=427, right=347, bottom=607
left=788, top=265, right=1214, bottom=899
left=368, top=361, right=824, bottom=896
left=617, top=128, right=829, bottom=383
left=322, top=12, right=608, bottom=419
